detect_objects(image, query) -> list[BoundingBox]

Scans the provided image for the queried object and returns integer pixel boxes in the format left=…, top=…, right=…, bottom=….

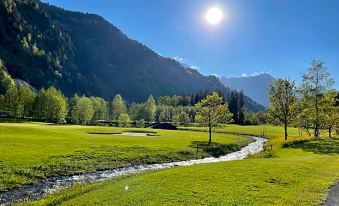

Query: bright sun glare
left=205, top=7, right=223, bottom=25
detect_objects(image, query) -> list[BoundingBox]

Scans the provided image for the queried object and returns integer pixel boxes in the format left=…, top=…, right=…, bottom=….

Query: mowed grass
left=21, top=125, right=339, bottom=206
left=184, top=125, right=311, bottom=154
left=0, top=122, right=252, bottom=191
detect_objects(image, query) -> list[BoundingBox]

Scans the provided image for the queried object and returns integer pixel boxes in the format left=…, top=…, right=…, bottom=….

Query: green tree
left=136, top=119, right=145, bottom=128
left=267, top=79, right=298, bottom=141
left=228, top=91, right=239, bottom=123
left=157, top=105, right=174, bottom=123
left=299, top=60, right=334, bottom=138
left=0, top=94, right=4, bottom=111
left=335, top=93, right=339, bottom=106
left=173, top=115, right=180, bottom=126
left=68, top=94, right=80, bottom=118
left=179, top=112, right=190, bottom=127
left=17, top=85, right=36, bottom=118
left=42, top=87, right=68, bottom=123
left=195, top=92, right=233, bottom=144
left=244, top=111, right=265, bottom=125
left=3, top=84, right=35, bottom=118
left=321, top=91, right=339, bottom=138
left=90, top=97, right=109, bottom=121
left=0, top=61, right=15, bottom=94
left=21, top=37, right=29, bottom=49
left=145, top=95, right=157, bottom=122
left=129, top=103, right=146, bottom=121
left=111, top=94, right=126, bottom=120
left=33, top=88, right=46, bottom=120
left=118, top=113, right=130, bottom=127
left=295, top=100, right=313, bottom=136
left=71, top=96, right=94, bottom=125
left=184, top=106, right=196, bottom=123
left=4, top=85, right=19, bottom=116
left=158, top=96, right=172, bottom=106
left=3, top=0, right=15, bottom=13
left=238, top=90, right=245, bottom=125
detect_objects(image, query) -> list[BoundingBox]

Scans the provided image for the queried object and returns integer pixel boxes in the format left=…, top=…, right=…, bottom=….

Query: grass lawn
left=19, top=125, right=339, bottom=206
left=0, top=122, right=252, bottom=191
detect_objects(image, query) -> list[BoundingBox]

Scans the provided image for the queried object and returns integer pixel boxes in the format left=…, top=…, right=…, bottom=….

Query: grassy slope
left=21, top=125, right=339, bottom=206
left=0, top=122, right=252, bottom=190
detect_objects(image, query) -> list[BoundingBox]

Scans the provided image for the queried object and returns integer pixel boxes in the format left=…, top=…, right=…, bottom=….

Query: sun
left=205, top=7, right=223, bottom=25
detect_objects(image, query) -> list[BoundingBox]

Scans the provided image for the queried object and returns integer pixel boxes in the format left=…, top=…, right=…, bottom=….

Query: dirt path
left=323, top=181, right=339, bottom=206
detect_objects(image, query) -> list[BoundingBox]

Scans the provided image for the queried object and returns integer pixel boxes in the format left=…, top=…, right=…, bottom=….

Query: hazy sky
left=42, top=0, right=338, bottom=88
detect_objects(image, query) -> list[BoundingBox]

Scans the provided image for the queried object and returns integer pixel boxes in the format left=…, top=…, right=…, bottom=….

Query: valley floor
left=0, top=122, right=338, bottom=205
left=0, top=122, right=251, bottom=192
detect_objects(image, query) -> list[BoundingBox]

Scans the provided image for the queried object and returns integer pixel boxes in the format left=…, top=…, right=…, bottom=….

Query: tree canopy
left=299, top=60, right=334, bottom=138
left=111, top=94, right=127, bottom=120
left=71, top=96, right=94, bottom=125
left=195, top=92, right=233, bottom=144
left=267, top=79, right=298, bottom=141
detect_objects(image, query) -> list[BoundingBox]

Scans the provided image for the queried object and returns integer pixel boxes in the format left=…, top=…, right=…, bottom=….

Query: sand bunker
left=114, top=132, right=157, bottom=136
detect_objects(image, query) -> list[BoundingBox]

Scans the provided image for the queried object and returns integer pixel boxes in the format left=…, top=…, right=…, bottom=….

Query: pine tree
left=228, top=91, right=239, bottom=123
left=238, top=90, right=245, bottom=125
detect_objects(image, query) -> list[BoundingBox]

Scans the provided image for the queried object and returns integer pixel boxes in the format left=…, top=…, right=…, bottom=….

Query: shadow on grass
left=282, top=139, right=339, bottom=155
left=190, top=141, right=242, bottom=157
left=0, top=117, right=33, bottom=123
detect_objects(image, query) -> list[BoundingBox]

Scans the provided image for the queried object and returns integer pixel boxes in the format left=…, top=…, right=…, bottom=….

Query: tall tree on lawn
left=195, top=92, right=233, bottom=145
left=267, top=79, right=298, bottom=141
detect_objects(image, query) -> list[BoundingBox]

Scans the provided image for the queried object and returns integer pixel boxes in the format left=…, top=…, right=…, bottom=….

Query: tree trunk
left=306, top=128, right=311, bottom=136
left=329, top=127, right=332, bottom=138
left=284, top=122, right=288, bottom=141
left=315, top=93, right=320, bottom=139
left=314, top=124, right=319, bottom=138
left=208, top=126, right=212, bottom=145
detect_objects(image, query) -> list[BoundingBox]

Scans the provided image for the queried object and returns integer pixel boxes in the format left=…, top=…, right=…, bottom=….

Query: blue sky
left=42, top=0, right=338, bottom=88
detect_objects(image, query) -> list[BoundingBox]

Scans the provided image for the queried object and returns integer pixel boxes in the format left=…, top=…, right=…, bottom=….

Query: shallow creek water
left=0, top=136, right=266, bottom=205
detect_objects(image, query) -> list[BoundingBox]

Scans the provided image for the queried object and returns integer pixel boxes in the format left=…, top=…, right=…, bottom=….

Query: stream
left=0, top=136, right=266, bottom=205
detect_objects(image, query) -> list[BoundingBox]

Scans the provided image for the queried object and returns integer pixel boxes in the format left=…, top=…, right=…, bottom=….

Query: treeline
left=267, top=60, right=339, bottom=139
left=0, top=59, right=259, bottom=126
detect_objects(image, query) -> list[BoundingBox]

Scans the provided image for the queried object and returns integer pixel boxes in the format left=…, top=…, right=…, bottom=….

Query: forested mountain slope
left=0, top=0, right=264, bottom=111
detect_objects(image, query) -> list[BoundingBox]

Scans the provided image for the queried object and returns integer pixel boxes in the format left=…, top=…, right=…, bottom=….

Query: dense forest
left=0, top=60, right=257, bottom=126
left=0, top=0, right=264, bottom=111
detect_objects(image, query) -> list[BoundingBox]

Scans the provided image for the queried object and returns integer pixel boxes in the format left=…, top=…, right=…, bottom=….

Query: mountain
left=0, top=0, right=264, bottom=111
left=220, top=74, right=276, bottom=106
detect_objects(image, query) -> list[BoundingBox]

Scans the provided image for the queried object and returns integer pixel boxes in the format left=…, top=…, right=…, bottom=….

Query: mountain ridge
left=220, top=73, right=276, bottom=106
left=0, top=0, right=264, bottom=111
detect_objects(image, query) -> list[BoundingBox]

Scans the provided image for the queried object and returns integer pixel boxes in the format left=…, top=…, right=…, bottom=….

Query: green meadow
left=14, top=124, right=339, bottom=206
left=0, top=122, right=252, bottom=191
